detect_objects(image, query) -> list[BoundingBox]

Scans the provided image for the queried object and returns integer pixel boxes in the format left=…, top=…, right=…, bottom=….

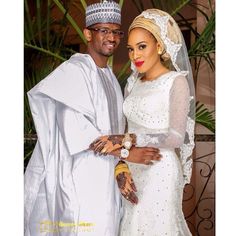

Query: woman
left=90, top=9, right=195, bottom=235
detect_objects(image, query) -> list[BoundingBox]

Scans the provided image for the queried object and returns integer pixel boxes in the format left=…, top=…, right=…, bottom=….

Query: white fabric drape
left=25, top=53, right=125, bottom=236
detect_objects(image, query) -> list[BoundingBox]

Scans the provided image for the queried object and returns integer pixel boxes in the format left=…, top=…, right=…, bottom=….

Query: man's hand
left=110, top=146, right=162, bottom=164
left=116, top=171, right=138, bottom=204
left=127, top=146, right=162, bottom=165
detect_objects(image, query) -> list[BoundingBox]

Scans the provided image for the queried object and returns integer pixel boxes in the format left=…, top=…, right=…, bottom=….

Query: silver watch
left=122, top=133, right=133, bottom=150
left=120, top=148, right=129, bottom=159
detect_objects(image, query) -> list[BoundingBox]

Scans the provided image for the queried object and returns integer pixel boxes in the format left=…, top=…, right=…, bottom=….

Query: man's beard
left=99, top=48, right=115, bottom=57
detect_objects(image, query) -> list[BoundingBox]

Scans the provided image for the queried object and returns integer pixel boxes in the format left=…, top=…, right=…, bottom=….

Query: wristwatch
left=122, top=133, right=133, bottom=150
left=120, top=148, right=130, bottom=159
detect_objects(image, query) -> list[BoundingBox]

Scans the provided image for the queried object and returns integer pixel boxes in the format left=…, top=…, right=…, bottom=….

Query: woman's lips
left=134, top=61, right=144, bottom=67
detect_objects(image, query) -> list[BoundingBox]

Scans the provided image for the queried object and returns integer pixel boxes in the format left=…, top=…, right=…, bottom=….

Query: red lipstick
left=134, top=61, right=144, bottom=67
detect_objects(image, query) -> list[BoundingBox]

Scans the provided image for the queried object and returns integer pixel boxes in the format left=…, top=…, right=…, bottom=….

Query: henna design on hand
left=108, top=135, right=123, bottom=146
left=116, top=172, right=138, bottom=204
left=126, top=191, right=138, bottom=204
left=117, top=172, right=126, bottom=190
left=90, top=135, right=124, bottom=155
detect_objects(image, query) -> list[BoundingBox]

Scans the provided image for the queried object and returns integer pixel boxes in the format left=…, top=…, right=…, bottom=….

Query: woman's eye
left=139, top=44, right=147, bottom=50
left=127, top=47, right=133, bottom=53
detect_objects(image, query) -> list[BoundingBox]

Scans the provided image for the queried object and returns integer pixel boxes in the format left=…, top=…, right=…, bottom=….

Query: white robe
left=24, top=53, right=125, bottom=236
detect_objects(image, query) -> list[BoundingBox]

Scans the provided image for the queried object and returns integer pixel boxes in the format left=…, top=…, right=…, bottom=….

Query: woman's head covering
left=128, top=9, right=196, bottom=185
left=129, top=9, right=183, bottom=70
left=85, top=0, right=121, bottom=27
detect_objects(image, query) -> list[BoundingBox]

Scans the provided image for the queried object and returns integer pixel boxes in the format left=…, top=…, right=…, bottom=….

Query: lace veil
left=128, top=9, right=195, bottom=185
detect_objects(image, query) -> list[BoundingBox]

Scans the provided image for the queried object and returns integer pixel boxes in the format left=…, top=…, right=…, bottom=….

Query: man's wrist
left=120, top=148, right=130, bottom=160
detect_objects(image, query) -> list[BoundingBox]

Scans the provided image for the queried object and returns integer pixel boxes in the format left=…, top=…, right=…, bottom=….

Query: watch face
left=121, top=149, right=129, bottom=158
left=124, top=140, right=132, bottom=149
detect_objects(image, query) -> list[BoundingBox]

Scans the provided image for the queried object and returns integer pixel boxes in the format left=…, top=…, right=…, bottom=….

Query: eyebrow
left=127, top=41, right=147, bottom=47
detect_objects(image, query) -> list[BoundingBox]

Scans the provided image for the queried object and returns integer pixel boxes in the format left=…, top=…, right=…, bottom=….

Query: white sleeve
left=124, top=83, right=129, bottom=99
left=135, top=75, right=190, bottom=148
left=56, top=102, right=102, bottom=155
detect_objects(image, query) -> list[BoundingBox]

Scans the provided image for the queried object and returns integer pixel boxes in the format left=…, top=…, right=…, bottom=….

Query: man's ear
left=83, top=28, right=92, bottom=42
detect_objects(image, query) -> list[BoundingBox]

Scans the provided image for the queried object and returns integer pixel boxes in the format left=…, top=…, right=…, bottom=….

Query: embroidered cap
left=86, top=0, right=121, bottom=27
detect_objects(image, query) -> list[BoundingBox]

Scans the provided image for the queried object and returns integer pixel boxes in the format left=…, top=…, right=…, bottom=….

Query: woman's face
left=127, top=28, right=161, bottom=74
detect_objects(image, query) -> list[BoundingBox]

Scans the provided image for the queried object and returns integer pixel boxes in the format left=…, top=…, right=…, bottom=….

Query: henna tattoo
left=122, top=190, right=138, bottom=204
left=116, top=172, right=138, bottom=204
left=130, top=180, right=137, bottom=192
left=116, top=172, right=126, bottom=190
left=126, top=191, right=138, bottom=204
left=108, top=135, right=123, bottom=146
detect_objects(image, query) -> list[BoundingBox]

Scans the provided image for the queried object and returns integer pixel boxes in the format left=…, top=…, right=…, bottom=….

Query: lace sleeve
left=135, top=75, right=190, bottom=148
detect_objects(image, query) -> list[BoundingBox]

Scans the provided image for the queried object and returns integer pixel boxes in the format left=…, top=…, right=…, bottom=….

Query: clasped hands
left=89, top=134, right=162, bottom=204
left=89, top=134, right=162, bottom=165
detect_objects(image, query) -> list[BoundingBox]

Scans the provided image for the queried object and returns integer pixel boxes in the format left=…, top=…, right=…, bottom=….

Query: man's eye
left=100, top=29, right=108, bottom=34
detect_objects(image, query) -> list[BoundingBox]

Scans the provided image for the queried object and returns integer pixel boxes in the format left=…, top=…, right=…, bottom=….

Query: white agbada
left=24, top=53, right=125, bottom=236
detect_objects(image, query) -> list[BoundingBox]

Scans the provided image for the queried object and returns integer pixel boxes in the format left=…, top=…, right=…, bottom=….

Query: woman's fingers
left=124, top=178, right=134, bottom=193
left=94, top=141, right=107, bottom=152
left=101, top=142, right=122, bottom=154
left=122, top=189, right=138, bottom=204
left=129, top=178, right=137, bottom=192
left=127, top=191, right=138, bottom=204
left=143, top=151, right=162, bottom=162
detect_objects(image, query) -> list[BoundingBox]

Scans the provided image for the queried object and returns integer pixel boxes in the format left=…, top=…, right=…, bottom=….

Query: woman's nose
left=132, top=50, right=140, bottom=60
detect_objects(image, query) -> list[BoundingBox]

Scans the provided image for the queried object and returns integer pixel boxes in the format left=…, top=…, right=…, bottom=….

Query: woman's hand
left=116, top=171, right=138, bottom=204
left=89, top=135, right=124, bottom=155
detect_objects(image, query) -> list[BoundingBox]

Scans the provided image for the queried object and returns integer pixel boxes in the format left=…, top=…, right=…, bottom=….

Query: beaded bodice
left=123, top=71, right=176, bottom=134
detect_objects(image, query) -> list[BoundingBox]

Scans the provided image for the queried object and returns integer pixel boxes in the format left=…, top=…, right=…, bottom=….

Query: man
left=24, top=1, right=160, bottom=235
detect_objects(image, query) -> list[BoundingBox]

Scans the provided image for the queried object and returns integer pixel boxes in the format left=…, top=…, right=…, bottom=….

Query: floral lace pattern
left=180, top=115, right=195, bottom=185
left=141, top=11, right=182, bottom=71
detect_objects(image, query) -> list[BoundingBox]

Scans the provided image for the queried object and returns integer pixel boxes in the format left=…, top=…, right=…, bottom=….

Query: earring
left=157, top=46, right=162, bottom=55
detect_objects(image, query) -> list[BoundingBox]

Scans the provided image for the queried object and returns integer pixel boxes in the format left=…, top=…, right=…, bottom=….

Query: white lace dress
left=119, top=71, right=192, bottom=236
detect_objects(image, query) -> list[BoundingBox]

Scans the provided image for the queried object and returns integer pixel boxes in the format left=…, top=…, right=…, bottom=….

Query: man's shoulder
left=65, top=53, right=96, bottom=72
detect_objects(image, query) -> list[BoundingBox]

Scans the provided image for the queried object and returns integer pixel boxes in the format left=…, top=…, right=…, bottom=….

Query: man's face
left=86, top=23, right=123, bottom=57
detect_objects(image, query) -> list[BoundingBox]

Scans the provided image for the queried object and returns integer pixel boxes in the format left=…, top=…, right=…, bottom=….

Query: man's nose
left=106, top=31, right=116, bottom=41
